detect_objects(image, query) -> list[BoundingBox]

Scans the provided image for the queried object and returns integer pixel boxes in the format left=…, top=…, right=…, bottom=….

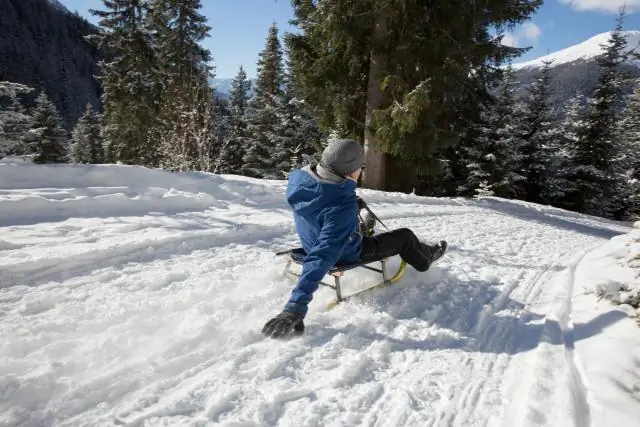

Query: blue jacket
left=284, top=165, right=362, bottom=313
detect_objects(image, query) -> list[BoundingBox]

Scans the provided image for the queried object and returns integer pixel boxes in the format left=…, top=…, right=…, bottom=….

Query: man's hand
left=262, top=310, right=305, bottom=338
left=356, top=196, right=367, bottom=211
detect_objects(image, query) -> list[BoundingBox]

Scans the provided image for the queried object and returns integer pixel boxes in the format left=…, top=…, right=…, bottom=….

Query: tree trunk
left=362, top=8, right=390, bottom=191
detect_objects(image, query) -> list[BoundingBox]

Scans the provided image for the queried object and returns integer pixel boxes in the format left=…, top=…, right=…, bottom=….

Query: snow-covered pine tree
left=568, top=13, right=630, bottom=217
left=156, top=74, right=216, bottom=172
left=69, top=103, right=104, bottom=164
left=542, top=94, right=587, bottom=209
left=215, top=66, right=251, bottom=174
left=517, top=59, right=556, bottom=203
left=0, top=81, right=33, bottom=158
left=268, top=73, right=323, bottom=177
left=242, top=23, right=285, bottom=178
left=147, top=0, right=214, bottom=171
left=210, top=95, right=231, bottom=173
left=462, top=68, right=525, bottom=199
left=27, top=92, right=68, bottom=163
left=90, top=0, right=159, bottom=166
left=615, top=78, right=640, bottom=218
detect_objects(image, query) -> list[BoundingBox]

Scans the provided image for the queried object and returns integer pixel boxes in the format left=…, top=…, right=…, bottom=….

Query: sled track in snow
left=507, top=247, right=596, bottom=427
left=434, top=245, right=578, bottom=427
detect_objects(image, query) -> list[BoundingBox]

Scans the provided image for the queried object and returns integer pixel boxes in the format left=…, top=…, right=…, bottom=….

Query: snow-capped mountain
left=510, top=30, right=640, bottom=111
left=513, top=30, right=640, bottom=70
left=211, top=78, right=255, bottom=99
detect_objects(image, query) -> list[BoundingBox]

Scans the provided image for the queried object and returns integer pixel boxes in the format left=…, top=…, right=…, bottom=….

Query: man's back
left=286, top=164, right=362, bottom=265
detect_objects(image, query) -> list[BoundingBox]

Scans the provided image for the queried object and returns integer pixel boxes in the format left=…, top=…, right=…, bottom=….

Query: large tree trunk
left=362, top=8, right=390, bottom=191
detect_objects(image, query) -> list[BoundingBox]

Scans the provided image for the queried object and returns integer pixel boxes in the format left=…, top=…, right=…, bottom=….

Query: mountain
left=0, top=162, right=638, bottom=426
left=211, top=77, right=255, bottom=99
left=513, top=30, right=640, bottom=70
left=511, top=31, right=640, bottom=110
left=0, top=0, right=104, bottom=129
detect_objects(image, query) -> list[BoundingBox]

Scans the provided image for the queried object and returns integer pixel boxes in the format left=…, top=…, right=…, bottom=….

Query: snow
left=512, top=30, right=640, bottom=70
left=1, top=163, right=639, bottom=427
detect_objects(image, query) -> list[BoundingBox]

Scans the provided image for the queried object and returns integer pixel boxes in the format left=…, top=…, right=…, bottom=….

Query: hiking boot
left=428, top=240, right=448, bottom=265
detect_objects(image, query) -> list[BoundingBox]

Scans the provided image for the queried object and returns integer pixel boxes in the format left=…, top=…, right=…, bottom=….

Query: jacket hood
left=286, top=164, right=357, bottom=217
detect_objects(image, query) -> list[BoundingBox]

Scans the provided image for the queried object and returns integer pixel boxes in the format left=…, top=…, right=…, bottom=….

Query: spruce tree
left=0, top=81, right=33, bottom=158
left=287, top=0, right=543, bottom=191
left=27, top=92, right=68, bottom=164
left=516, top=60, right=556, bottom=203
left=615, top=79, right=640, bottom=218
left=147, top=0, right=214, bottom=171
left=462, top=69, right=525, bottom=198
left=90, top=0, right=159, bottom=166
left=569, top=13, right=630, bottom=217
left=542, top=95, right=587, bottom=209
left=242, top=24, right=285, bottom=178
left=69, top=104, right=104, bottom=164
left=215, top=66, right=251, bottom=174
left=268, top=78, right=323, bottom=176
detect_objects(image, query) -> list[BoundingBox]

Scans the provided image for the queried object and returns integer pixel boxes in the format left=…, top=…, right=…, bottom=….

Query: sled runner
left=275, top=247, right=407, bottom=309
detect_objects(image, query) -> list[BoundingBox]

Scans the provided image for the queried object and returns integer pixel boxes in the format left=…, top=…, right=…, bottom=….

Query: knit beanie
left=319, top=139, right=365, bottom=177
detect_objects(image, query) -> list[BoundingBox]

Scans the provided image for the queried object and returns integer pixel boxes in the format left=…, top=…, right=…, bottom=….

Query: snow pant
left=359, top=228, right=434, bottom=272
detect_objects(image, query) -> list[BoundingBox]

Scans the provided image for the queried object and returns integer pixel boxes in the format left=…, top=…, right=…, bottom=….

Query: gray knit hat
left=319, top=139, right=365, bottom=177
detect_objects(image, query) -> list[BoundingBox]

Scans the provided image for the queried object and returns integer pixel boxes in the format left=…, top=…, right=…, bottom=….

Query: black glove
left=262, top=310, right=305, bottom=339
left=356, top=196, right=367, bottom=210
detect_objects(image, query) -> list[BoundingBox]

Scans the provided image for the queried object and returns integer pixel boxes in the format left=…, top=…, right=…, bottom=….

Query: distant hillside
left=512, top=31, right=640, bottom=111
left=211, top=78, right=255, bottom=99
left=0, top=0, right=104, bottom=129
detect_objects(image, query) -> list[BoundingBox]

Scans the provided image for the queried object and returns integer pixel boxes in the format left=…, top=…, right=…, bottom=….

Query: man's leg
left=359, top=228, right=445, bottom=272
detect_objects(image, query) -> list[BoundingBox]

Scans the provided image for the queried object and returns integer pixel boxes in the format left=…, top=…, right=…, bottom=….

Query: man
left=262, top=139, right=448, bottom=338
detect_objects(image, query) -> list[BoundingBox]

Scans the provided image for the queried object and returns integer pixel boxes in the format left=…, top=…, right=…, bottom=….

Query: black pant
left=359, top=228, right=433, bottom=272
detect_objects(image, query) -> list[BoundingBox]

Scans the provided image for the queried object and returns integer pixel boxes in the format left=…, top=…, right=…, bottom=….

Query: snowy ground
left=1, top=163, right=639, bottom=427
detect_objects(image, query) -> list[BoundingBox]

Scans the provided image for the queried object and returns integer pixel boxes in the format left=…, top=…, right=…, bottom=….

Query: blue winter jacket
left=284, top=165, right=362, bottom=314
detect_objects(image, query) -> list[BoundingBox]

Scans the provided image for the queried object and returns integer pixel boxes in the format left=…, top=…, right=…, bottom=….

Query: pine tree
left=287, top=0, right=543, bottom=191
left=156, top=75, right=216, bottom=172
left=90, top=0, right=160, bottom=166
left=215, top=66, right=251, bottom=174
left=147, top=0, right=214, bottom=171
left=616, top=79, right=640, bottom=218
left=0, top=81, right=33, bottom=158
left=27, top=92, right=68, bottom=163
left=462, top=69, right=525, bottom=198
left=69, top=104, right=104, bottom=164
left=568, top=13, right=630, bottom=217
left=242, top=23, right=285, bottom=178
left=268, top=79, right=323, bottom=177
left=516, top=60, right=556, bottom=203
left=543, top=95, right=587, bottom=208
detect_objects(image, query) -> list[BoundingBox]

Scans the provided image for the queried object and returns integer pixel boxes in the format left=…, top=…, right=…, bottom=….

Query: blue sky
left=60, top=0, right=640, bottom=79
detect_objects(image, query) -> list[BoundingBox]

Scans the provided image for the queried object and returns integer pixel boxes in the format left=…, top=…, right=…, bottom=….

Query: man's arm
left=285, top=204, right=358, bottom=313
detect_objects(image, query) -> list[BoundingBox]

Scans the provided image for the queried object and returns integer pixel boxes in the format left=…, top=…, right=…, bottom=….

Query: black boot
left=428, top=240, right=448, bottom=265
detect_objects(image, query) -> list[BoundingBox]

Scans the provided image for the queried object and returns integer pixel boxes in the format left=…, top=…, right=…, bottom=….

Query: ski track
left=0, top=174, right=632, bottom=427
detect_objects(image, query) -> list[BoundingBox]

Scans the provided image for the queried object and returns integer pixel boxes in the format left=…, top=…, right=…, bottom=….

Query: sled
left=275, top=248, right=407, bottom=310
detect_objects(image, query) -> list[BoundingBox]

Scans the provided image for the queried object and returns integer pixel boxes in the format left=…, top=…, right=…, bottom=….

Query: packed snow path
left=0, top=164, right=634, bottom=427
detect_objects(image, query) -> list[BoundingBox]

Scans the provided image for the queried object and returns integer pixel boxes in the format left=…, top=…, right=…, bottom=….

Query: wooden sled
left=275, top=248, right=407, bottom=310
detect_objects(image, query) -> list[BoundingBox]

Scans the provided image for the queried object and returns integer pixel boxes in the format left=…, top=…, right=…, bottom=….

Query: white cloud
left=500, top=23, right=542, bottom=47
left=502, top=33, right=519, bottom=47
left=522, top=23, right=542, bottom=42
left=559, top=0, right=640, bottom=14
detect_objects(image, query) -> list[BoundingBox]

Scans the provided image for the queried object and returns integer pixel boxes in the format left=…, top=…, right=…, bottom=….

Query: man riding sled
left=262, top=139, right=448, bottom=339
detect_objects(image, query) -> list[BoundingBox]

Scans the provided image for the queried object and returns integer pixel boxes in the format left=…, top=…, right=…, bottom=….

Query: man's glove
left=356, top=196, right=367, bottom=211
left=262, top=310, right=305, bottom=338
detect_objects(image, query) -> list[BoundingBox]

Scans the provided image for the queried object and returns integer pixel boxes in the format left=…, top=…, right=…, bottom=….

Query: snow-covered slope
left=513, top=30, right=640, bottom=70
left=1, top=164, right=639, bottom=427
